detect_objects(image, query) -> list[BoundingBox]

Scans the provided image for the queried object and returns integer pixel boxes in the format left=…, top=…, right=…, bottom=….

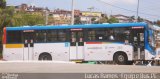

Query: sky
left=6, top=0, right=160, bottom=21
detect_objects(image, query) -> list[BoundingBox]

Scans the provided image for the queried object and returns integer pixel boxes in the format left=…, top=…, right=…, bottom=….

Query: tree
left=91, top=17, right=96, bottom=21
left=74, top=16, right=81, bottom=24
left=99, top=17, right=107, bottom=23
left=108, top=16, right=119, bottom=23
left=137, top=16, right=144, bottom=22
left=99, top=15, right=108, bottom=24
left=0, top=6, right=15, bottom=29
left=129, top=16, right=135, bottom=22
left=0, top=6, right=46, bottom=28
left=0, top=0, right=6, bottom=9
left=22, top=13, right=45, bottom=26
left=48, top=16, right=55, bottom=25
left=156, top=20, right=160, bottom=26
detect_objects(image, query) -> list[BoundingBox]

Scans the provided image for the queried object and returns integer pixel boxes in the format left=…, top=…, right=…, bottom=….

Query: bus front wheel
left=39, top=53, right=52, bottom=61
left=113, top=52, right=128, bottom=65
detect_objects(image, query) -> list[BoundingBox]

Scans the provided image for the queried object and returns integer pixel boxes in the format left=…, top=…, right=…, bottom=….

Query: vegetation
left=0, top=0, right=6, bottom=9
left=98, top=15, right=119, bottom=24
left=1, top=7, right=45, bottom=27
left=155, top=20, right=160, bottom=26
left=99, top=15, right=108, bottom=23
left=0, top=6, right=45, bottom=38
left=137, top=16, right=144, bottom=22
left=48, top=16, right=55, bottom=25
left=91, top=17, right=96, bottom=24
left=0, top=6, right=46, bottom=56
left=108, top=16, right=119, bottom=23
left=74, top=16, right=81, bottom=24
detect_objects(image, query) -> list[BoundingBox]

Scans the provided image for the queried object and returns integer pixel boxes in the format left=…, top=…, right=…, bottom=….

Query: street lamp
left=45, top=9, right=48, bottom=25
left=88, top=7, right=94, bottom=24
left=71, top=0, right=74, bottom=25
left=136, top=0, right=140, bottom=22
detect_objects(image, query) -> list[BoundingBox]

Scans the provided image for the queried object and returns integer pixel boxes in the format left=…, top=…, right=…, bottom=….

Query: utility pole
left=136, top=0, right=140, bottom=22
left=136, top=0, right=141, bottom=60
left=71, top=0, right=74, bottom=25
left=88, top=7, right=94, bottom=24
left=45, top=10, right=48, bottom=25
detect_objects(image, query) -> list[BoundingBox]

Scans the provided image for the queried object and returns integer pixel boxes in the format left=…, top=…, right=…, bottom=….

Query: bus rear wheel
left=113, top=52, right=128, bottom=65
left=39, top=53, right=52, bottom=61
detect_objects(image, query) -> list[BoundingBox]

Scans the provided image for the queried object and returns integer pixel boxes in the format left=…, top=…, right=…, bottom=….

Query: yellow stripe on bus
left=71, top=60, right=83, bottom=63
left=5, top=44, right=23, bottom=48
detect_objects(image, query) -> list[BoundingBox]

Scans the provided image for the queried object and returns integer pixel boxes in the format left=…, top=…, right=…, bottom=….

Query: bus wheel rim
left=118, top=55, right=124, bottom=62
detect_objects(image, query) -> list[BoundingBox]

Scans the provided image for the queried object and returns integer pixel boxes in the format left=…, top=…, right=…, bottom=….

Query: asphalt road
left=0, top=61, right=159, bottom=73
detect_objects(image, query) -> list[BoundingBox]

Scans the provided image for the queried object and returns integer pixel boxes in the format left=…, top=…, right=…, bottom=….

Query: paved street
left=0, top=61, right=159, bottom=73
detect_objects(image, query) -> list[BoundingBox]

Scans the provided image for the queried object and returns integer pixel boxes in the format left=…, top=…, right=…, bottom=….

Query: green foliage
left=108, top=16, right=119, bottom=23
left=12, top=13, right=45, bottom=26
left=98, top=14, right=108, bottom=24
left=48, top=16, right=55, bottom=25
left=0, top=6, right=15, bottom=28
left=0, top=6, right=45, bottom=27
left=130, top=16, right=135, bottom=20
left=137, top=16, right=144, bottom=22
left=0, top=0, right=6, bottom=9
left=74, top=16, right=81, bottom=24
left=99, top=16, right=108, bottom=23
left=91, top=17, right=96, bottom=22
left=156, top=20, right=160, bottom=26
left=0, top=6, right=45, bottom=44
left=129, top=16, right=135, bottom=22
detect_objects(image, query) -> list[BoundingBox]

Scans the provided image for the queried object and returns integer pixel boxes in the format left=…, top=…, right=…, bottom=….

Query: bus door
left=131, top=27, right=145, bottom=60
left=23, top=30, right=34, bottom=60
left=70, top=29, right=84, bottom=60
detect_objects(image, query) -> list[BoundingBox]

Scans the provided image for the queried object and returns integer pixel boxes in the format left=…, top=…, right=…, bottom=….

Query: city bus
left=2, top=22, right=160, bottom=65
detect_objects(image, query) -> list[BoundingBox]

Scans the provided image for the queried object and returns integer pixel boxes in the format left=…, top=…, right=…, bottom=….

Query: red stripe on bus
left=86, top=42, right=102, bottom=44
left=3, top=27, right=6, bottom=44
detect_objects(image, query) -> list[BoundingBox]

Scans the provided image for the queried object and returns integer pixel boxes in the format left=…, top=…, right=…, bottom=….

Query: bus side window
left=58, top=30, right=67, bottom=42
left=7, top=31, right=22, bottom=43
left=71, top=32, right=76, bottom=42
left=87, top=30, right=96, bottom=41
left=71, top=38, right=76, bottom=42
left=78, top=32, right=83, bottom=42
left=46, top=30, right=57, bottom=42
left=35, top=30, right=46, bottom=43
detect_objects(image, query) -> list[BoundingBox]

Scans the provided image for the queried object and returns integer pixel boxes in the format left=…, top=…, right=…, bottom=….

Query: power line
left=96, top=0, right=160, bottom=17
left=142, top=0, right=160, bottom=7
left=105, top=0, right=160, bottom=14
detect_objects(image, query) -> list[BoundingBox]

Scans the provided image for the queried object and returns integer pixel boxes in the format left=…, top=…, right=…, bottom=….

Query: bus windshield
left=148, top=29, right=156, bottom=49
left=151, top=25, right=160, bottom=48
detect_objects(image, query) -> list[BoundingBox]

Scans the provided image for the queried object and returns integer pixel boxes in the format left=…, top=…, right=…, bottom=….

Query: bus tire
left=113, top=52, right=128, bottom=65
left=38, top=53, right=52, bottom=61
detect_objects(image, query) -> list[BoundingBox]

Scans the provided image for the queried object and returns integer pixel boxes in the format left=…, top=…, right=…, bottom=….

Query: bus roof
left=6, top=22, right=148, bottom=31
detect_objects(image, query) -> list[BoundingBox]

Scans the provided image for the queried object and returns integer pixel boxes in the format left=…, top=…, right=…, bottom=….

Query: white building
left=112, top=14, right=132, bottom=23
left=80, top=11, right=102, bottom=24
